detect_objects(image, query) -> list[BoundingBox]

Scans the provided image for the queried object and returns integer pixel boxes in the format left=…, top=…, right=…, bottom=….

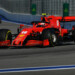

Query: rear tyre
left=0, top=29, right=12, bottom=47
left=0, top=18, right=2, bottom=24
left=72, top=29, right=75, bottom=42
left=42, top=29, right=57, bottom=47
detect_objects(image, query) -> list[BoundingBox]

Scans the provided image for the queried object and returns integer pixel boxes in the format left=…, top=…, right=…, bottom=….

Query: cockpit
left=36, top=23, right=45, bottom=27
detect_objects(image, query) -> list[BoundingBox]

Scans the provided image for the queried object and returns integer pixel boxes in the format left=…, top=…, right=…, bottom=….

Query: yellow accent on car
left=19, top=35, right=25, bottom=37
left=42, top=13, right=46, bottom=15
left=5, top=31, right=11, bottom=41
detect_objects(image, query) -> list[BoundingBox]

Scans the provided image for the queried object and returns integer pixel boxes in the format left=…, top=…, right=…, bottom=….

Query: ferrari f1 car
left=0, top=15, right=75, bottom=47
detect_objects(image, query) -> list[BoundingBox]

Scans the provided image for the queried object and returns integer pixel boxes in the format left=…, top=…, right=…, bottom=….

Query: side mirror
left=20, top=24, right=24, bottom=28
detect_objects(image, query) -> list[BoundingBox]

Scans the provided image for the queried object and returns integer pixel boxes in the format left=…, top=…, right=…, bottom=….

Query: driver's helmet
left=37, top=22, right=45, bottom=27
left=38, top=22, right=45, bottom=25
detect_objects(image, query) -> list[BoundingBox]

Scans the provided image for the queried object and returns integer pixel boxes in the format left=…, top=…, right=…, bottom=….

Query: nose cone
left=14, top=40, right=20, bottom=45
left=13, top=40, right=21, bottom=46
left=12, top=29, right=32, bottom=46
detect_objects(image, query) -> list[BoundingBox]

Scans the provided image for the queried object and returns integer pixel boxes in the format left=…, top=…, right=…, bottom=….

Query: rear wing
left=56, top=16, right=75, bottom=22
left=41, top=15, right=75, bottom=22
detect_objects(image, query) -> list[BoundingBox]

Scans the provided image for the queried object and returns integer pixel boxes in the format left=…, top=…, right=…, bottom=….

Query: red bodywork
left=1, top=15, right=75, bottom=47
left=0, top=40, right=10, bottom=46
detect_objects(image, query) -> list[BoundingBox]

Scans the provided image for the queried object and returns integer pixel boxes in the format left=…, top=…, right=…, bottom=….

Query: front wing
left=0, top=39, right=49, bottom=47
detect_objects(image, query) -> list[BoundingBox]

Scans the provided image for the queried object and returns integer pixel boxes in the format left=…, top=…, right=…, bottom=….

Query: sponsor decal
left=19, top=35, right=25, bottom=37
left=22, top=31, right=28, bottom=34
left=57, top=20, right=59, bottom=26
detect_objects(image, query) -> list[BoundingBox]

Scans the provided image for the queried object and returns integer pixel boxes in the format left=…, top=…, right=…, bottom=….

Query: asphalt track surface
left=0, top=21, right=75, bottom=75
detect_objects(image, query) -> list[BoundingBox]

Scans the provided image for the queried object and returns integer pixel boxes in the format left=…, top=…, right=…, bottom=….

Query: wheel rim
left=52, top=34, right=56, bottom=43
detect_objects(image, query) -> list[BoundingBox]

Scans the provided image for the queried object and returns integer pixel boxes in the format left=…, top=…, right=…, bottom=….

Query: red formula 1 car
left=0, top=15, right=75, bottom=47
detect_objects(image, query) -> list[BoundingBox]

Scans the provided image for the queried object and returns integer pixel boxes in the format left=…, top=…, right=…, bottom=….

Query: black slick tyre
left=72, top=29, right=75, bottom=42
left=0, top=29, right=12, bottom=47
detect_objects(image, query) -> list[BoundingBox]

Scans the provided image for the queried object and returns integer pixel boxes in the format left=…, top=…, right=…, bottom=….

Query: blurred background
left=0, top=0, right=75, bottom=16
left=0, top=0, right=75, bottom=26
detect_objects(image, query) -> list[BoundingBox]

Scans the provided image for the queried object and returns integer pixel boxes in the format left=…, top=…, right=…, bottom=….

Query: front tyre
left=0, top=29, right=12, bottom=47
